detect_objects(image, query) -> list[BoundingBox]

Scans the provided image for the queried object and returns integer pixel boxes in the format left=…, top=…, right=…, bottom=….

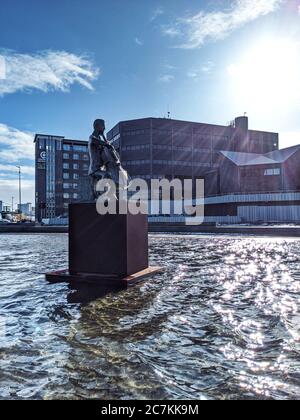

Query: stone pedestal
left=69, top=203, right=149, bottom=277
left=46, top=203, right=163, bottom=288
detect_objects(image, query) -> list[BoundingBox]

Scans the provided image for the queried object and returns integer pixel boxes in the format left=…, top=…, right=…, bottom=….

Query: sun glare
left=228, top=37, right=300, bottom=112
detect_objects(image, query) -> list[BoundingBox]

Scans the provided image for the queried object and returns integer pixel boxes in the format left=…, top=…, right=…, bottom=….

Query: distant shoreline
left=0, top=224, right=300, bottom=237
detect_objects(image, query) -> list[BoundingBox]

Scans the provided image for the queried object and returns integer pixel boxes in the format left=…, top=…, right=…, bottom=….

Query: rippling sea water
left=0, top=233, right=300, bottom=400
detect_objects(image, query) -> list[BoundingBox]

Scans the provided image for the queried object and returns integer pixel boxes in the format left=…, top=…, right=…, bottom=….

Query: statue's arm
left=91, top=135, right=111, bottom=148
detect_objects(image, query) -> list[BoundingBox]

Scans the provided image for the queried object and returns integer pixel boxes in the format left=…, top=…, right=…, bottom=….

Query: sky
left=0, top=0, right=300, bottom=206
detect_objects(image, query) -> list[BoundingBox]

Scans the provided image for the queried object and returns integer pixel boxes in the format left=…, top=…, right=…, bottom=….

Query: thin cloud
left=0, top=123, right=34, bottom=163
left=163, top=63, right=176, bottom=71
left=187, top=71, right=198, bottom=79
left=0, top=178, right=34, bottom=187
left=0, top=56, right=5, bottom=80
left=0, top=178, right=35, bottom=204
left=0, top=164, right=34, bottom=176
left=187, top=62, right=215, bottom=79
left=0, top=50, right=100, bottom=96
left=201, top=61, right=215, bottom=74
left=135, top=37, right=144, bottom=46
left=162, top=26, right=181, bottom=38
left=0, top=123, right=36, bottom=204
left=158, top=74, right=175, bottom=83
left=150, top=6, right=164, bottom=22
left=164, top=0, right=282, bottom=49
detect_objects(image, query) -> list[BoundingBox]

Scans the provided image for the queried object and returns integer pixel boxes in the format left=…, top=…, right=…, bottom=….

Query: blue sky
left=0, top=0, right=300, bottom=205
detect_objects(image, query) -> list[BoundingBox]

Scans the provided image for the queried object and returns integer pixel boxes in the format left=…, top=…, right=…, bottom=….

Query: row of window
left=122, top=130, right=230, bottom=141
left=63, top=183, right=79, bottom=189
left=130, top=175, right=169, bottom=181
left=63, top=193, right=79, bottom=199
left=63, top=173, right=80, bottom=180
left=124, top=160, right=151, bottom=166
left=63, top=144, right=88, bottom=153
left=153, top=129, right=172, bottom=135
left=153, top=145, right=193, bottom=152
left=153, top=160, right=193, bottom=167
left=154, top=146, right=212, bottom=153
left=264, top=168, right=281, bottom=176
left=242, top=167, right=281, bottom=177
left=153, top=160, right=211, bottom=167
left=194, top=148, right=211, bottom=153
left=153, top=145, right=172, bottom=151
left=122, top=144, right=212, bottom=153
left=123, top=129, right=147, bottom=137
left=123, top=144, right=150, bottom=151
left=37, top=137, right=62, bottom=152
left=63, top=153, right=89, bottom=161
left=123, top=160, right=211, bottom=167
left=111, top=134, right=121, bottom=143
left=193, top=134, right=229, bottom=141
left=63, top=163, right=89, bottom=170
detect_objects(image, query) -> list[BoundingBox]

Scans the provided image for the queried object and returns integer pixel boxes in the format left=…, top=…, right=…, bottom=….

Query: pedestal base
left=46, top=266, right=163, bottom=288
left=69, top=204, right=149, bottom=277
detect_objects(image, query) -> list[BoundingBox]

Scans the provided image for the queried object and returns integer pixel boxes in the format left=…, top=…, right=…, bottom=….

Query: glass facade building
left=34, top=134, right=89, bottom=222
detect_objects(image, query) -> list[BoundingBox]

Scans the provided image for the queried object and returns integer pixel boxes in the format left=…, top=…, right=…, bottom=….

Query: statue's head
left=93, top=119, right=105, bottom=134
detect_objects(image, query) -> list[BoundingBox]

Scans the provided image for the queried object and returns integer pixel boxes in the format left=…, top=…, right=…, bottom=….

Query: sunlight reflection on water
left=0, top=234, right=300, bottom=400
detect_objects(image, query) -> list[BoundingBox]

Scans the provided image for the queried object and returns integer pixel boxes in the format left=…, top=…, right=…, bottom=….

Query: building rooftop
left=264, top=145, right=300, bottom=163
left=220, top=145, right=300, bottom=167
left=34, top=134, right=64, bottom=143
left=34, top=134, right=87, bottom=144
left=109, top=117, right=279, bottom=135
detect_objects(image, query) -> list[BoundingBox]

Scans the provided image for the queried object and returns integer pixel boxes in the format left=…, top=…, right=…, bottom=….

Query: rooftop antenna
left=167, top=104, right=171, bottom=119
left=244, top=112, right=247, bottom=117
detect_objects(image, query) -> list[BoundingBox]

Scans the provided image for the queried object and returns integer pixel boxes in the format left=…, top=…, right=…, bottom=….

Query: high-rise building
left=18, top=203, right=33, bottom=216
left=34, top=134, right=89, bottom=222
left=0, top=201, right=3, bottom=213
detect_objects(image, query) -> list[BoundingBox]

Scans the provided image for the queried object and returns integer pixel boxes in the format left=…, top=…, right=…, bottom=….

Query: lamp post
left=16, top=166, right=22, bottom=214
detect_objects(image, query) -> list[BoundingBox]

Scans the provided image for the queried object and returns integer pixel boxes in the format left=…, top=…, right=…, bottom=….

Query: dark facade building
left=34, top=116, right=280, bottom=222
left=34, top=134, right=89, bottom=222
left=205, top=145, right=300, bottom=196
left=107, top=116, right=300, bottom=224
left=107, top=116, right=278, bottom=186
left=204, top=145, right=300, bottom=223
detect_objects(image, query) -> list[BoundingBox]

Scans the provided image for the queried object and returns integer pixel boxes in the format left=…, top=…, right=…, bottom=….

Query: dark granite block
left=69, top=203, right=149, bottom=277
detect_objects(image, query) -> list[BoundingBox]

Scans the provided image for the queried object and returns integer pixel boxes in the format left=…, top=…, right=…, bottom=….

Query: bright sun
left=228, top=37, right=300, bottom=112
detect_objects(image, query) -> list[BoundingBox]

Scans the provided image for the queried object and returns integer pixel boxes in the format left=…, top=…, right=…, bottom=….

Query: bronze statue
left=89, top=119, right=130, bottom=199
